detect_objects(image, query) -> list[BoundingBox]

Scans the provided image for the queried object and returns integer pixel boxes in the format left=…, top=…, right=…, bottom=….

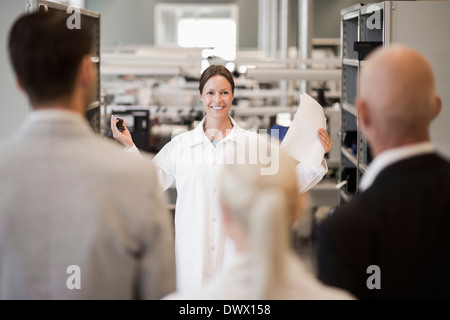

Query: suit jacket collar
left=18, top=109, right=95, bottom=139
left=359, top=142, right=434, bottom=191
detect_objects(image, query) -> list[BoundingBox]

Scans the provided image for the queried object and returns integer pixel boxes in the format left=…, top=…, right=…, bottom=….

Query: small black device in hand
left=116, top=118, right=125, bottom=132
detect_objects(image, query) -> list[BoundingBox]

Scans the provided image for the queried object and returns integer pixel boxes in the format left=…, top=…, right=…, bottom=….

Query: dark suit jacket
left=317, top=153, right=450, bottom=299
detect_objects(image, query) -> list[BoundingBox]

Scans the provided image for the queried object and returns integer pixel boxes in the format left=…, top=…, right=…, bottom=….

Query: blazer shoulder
left=76, top=134, right=157, bottom=177
left=371, top=153, right=450, bottom=189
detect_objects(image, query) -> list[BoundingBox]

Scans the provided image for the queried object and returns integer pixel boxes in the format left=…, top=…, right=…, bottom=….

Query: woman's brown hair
left=199, top=65, right=235, bottom=94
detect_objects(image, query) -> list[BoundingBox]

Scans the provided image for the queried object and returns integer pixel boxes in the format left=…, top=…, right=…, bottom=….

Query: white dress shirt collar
left=359, top=142, right=434, bottom=191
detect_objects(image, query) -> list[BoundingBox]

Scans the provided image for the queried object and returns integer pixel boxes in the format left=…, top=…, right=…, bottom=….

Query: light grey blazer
left=0, top=110, right=176, bottom=299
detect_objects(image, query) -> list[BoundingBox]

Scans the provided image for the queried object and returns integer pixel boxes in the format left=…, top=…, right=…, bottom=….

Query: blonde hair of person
left=219, top=149, right=307, bottom=300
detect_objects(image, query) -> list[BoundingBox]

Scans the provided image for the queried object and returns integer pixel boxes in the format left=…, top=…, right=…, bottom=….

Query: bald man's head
left=357, top=45, right=441, bottom=154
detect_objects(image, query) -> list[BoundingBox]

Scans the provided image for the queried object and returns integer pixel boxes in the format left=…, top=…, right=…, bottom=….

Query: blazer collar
left=359, top=142, right=434, bottom=191
left=19, top=109, right=95, bottom=138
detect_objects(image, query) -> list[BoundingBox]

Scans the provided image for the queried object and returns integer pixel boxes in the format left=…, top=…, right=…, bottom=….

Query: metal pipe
left=258, top=0, right=271, bottom=57
left=279, top=0, right=288, bottom=60
left=270, top=0, right=278, bottom=58
left=279, top=0, right=288, bottom=106
left=299, top=0, right=313, bottom=93
left=246, top=68, right=341, bottom=81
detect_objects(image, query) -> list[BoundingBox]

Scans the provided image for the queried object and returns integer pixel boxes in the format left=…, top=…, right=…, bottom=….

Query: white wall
left=0, top=0, right=28, bottom=142
left=85, top=0, right=376, bottom=50
left=391, top=1, right=450, bottom=160
left=86, top=0, right=259, bottom=49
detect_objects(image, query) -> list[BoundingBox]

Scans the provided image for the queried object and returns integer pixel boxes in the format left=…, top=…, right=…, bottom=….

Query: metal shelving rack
left=339, top=3, right=384, bottom=203
left=30, top=1, right=102, bottom=134
left=339, top=4, right=362, bottom=204
left=339, top=1, right=450, bottom=204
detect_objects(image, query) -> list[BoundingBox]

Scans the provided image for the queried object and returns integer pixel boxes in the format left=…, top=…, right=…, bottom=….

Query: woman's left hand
left=317, top=128, right=333, bottom=154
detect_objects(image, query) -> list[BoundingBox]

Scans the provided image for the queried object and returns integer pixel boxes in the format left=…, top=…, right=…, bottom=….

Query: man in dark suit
left=317, top=45, right=450, bottom=299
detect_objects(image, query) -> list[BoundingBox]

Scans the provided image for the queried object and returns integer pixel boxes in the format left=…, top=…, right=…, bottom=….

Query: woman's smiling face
left=200, top=75, right=234, bottom=121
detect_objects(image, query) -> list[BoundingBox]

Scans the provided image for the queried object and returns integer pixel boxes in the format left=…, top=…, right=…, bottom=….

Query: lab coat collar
left=189, top=116, right=244, bottom=148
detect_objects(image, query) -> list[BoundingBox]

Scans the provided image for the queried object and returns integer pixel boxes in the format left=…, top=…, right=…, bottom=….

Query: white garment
left=359, top=142, right=434, bottom=191
left=129, top=117, right=327, bottom=292
left=163, top=252, right=355, bottom=300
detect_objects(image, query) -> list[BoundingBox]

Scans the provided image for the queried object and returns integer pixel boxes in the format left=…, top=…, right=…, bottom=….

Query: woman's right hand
left=110, top=115, right=135, bottom=149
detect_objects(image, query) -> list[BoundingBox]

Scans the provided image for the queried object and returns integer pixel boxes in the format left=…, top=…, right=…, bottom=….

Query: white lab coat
left=149, top=117, right=327, bottom=292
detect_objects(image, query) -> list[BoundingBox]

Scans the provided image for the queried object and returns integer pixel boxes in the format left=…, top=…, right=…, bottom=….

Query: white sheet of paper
left=280, top=93, right=326, bottom=170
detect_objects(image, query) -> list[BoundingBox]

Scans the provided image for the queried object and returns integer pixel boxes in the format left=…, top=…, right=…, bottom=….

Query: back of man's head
left=358, top=45, right=441, bottom=152
left=8, top=10, right=93, bottom=106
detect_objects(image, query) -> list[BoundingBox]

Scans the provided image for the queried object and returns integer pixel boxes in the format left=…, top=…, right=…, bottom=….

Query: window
left=155, top=4, right=238, bottom=63
left=57, top=0, right=85, bottom=8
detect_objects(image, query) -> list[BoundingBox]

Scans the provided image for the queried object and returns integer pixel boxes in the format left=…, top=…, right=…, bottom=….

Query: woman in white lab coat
left=164, top=149, right=353, bottom=300
left=110, top=65, right=333, bottom=292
